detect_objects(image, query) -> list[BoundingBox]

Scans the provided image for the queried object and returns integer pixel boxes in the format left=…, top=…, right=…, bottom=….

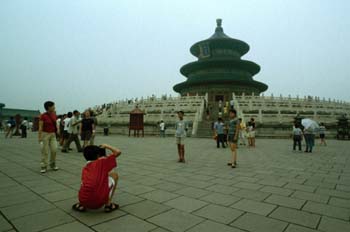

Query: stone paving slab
left=231, top=198, right=277, bottom=216
left=193, top=203, right=244, bottom=224
left=318, top=216, right=350, bottom=232
left=291, top=190, right=330, bottom=204
left=200, top=192, right=241, bottom=206
left=174, top=186, right=211, bottom=198
left=10, top=209, right=75, bottom=232
left=147, top=209, right=204, bottom=232
left=231, top=212, right=288, bottom=232
left=1, top=199, right=56, bottom=220
left=164, top=196, right=208, bottom=213
left=121, top=200, right=171, bottom=219
left=260, top=186, right=294, bottom=196
left=93, top=214, right=157, bottom=232
left=269, top=207, right=321, bottom=228
left=284, top=224, right=318, bottom=232
left=0, top=215, right=13, bottom=232
left=187, top=220, right=245, bottom=232
left=302, top=201, right=350, bottom=220
left=43, top=222, right=94, bottom=232
left=1, top=134, right=350, bottom=231
left=139, top=190, right=180, bottom=203
left=328, top=197, right=350, bottom=209
left=231, top=189, right=271, bottom=201
left=265, top=194, right=306, bottom=209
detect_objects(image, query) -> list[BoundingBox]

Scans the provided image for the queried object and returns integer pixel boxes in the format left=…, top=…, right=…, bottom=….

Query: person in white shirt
left=175, top=111, right=188, bottom=163
left=61, top=112, right=72, bottom=151
left=159, top=120, right=166, bottom=138
left=56, top=117, right=61, bottom=139
left=20, top=117, right=29, bottom=138
left=62, top=110, right=82, bottom=153
left=292, top=123, right=303, bottom=151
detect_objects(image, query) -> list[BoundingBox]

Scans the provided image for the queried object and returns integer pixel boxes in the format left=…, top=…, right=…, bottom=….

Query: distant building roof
left=1, top=108, right=41, bottom=119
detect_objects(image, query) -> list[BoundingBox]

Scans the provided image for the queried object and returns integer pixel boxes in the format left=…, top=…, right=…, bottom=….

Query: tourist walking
left=319, top=123, right=327, bottom=146
left=20, top=117, right=28, bottom=138
left=175, top=111, right=188, bottom=163
left=159, top=120, right=166, bottom=137
left=292, top=123, right=303, bottom=151
left=227, top=109, right=240, bottom=168
left=81, top=110, right=95, bottom=149
left=247, top=118, right=256, bottom=147
left=62, top=112, right=73, bottom=149
left=62, top=110, right=82, bottom=153
left=214, top=118, right=225, bottom=148
left=5, top=117, right=16, bottom=138
left=304, top=127, right=315, bottom=153
left=38, top=101, right=59, bottom=173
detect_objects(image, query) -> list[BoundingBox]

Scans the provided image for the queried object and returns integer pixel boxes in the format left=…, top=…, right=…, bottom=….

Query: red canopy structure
left=129, top=106, right=144, bottom=137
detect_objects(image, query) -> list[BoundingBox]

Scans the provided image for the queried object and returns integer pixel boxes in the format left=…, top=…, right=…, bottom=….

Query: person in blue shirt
left=214, top=118, right=225, bottom=148
left=5, top=117, right=16, bottom=138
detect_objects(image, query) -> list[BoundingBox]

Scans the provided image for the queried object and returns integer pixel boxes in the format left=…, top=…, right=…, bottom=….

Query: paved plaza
left=0, top=133, right=350, bottom=232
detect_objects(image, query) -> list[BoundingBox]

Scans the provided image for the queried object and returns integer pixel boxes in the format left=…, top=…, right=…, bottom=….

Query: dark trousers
left=217, top=134, right=225, bottom=148
left=21, top=126, right=27, bottom=138
left=63, top=133, right=82, bottom=151
left=293, top=135, right=301, bottom=151
left=304, top=134, right=314, bottom=152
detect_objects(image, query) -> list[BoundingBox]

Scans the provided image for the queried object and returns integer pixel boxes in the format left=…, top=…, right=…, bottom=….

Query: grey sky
left=1, top=0, right=350, bottom=113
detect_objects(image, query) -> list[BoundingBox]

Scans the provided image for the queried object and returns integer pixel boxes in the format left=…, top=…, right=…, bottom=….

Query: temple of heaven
left=173, top=19, right=268, bottom=102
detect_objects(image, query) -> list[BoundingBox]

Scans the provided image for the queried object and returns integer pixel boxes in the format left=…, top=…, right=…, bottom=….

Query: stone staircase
left=195, top=103, right=231, bottom=138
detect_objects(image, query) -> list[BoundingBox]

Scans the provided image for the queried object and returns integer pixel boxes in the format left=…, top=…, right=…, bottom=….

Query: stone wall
left=93, top=93, right=349, bottom=138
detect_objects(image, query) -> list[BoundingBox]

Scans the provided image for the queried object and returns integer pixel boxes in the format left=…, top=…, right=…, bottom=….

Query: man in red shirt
left=38, top=101, right=58, bottom=173
left=72, top=144, right=121, bottom=212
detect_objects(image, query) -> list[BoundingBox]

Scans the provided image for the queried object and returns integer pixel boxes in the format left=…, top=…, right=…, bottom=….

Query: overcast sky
left=1, top=0, right=350, bottom=113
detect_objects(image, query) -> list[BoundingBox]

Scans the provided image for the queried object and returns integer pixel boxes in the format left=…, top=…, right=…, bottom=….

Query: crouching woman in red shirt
left=72, top=143, right=121, bottom=213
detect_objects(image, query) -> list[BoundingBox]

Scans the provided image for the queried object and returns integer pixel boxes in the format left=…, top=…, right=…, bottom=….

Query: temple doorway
left=215, top=95, right=224, bottom=102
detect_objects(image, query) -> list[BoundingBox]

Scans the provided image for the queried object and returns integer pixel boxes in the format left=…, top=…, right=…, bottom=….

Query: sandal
left=104, top=203, right=119, bottom=213
left=227, top=163, right=232, bottom=166
left=72, top=203, right=86, bottom=212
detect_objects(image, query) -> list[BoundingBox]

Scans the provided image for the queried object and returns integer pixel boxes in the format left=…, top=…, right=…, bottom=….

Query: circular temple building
left=173, top=19, right=268, bottom=102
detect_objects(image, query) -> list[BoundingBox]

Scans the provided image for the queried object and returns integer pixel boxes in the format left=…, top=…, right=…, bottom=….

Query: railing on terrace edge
left=191, top=98, right=205, bottom=136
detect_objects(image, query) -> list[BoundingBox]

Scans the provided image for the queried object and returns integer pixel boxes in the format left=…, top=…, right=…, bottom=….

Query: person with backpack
left=38, top=101, right=59, bottom=173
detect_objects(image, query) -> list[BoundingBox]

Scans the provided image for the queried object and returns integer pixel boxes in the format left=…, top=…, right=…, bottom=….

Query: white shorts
left=176, top=137, right=185, bottom=145
left=108, top=176, right=115, bottom=198
left=249, top=131, right=256, bottom=138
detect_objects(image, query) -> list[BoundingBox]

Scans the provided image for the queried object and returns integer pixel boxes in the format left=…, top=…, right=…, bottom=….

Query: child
left=175, top=111, right=188, bottom=163
left=227, top=109, right=240, bottom=168
left=292, top=123, right=302, bottom=151
left=72, top=144, right=121, bottom=212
